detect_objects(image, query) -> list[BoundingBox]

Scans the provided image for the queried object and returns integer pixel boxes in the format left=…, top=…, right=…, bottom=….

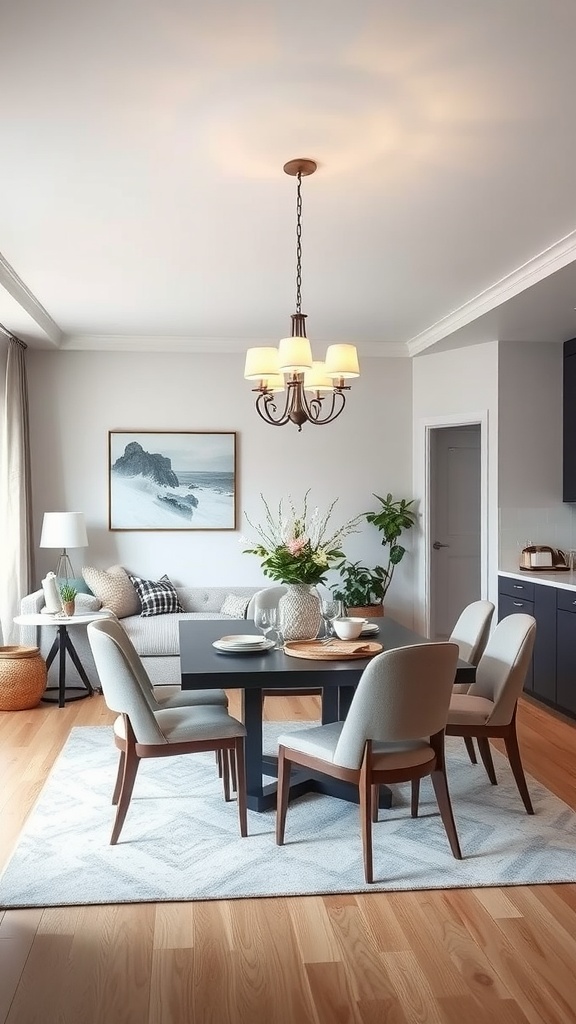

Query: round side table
left=13, top=610, right=112, bottom=709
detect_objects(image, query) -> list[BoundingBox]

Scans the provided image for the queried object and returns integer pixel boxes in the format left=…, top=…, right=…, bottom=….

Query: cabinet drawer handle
left=513, top=601, right=525, bottom=607
left=513, top=585, right=525, bottom=590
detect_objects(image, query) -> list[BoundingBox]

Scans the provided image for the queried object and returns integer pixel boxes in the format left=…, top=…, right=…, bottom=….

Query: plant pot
left=346, top=604, right=384, bottom=618
left=62, top=600, right=75, bottom=616
left=0, top=646, right=47, bottom=710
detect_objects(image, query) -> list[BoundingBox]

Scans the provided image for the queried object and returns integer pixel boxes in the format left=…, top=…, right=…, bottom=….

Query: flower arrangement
left=244, top=492, right=363, bottom=586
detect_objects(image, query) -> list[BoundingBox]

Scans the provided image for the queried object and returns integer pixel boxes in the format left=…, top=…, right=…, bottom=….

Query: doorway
left=427, top=422, right=484, bottom=639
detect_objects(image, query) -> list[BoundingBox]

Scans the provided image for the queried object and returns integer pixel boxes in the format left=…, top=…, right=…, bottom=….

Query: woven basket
left=0, top=646, right=47, bottom=711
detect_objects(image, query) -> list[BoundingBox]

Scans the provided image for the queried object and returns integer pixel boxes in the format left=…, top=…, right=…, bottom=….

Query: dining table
left=179, top=617, right=476, bottom=812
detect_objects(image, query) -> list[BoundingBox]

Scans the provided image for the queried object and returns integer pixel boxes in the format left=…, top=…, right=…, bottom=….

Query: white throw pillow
left=220, top=593, right=250, bottom=618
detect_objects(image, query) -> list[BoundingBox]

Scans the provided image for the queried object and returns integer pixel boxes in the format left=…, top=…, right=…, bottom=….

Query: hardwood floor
left=0, top=692, right=575, bottom=1024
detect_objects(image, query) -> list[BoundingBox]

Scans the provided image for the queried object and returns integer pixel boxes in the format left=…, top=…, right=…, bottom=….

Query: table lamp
left=39, top=512, right=88, bottom=580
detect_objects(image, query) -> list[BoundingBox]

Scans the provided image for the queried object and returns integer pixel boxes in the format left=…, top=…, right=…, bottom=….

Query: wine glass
left=320, top=596, right=342, bottom=638
left=254, top=606, right=277, bottom=644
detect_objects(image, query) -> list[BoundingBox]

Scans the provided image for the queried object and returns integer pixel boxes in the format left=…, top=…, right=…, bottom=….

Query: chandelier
left=244, top=158, right=360, bottom=430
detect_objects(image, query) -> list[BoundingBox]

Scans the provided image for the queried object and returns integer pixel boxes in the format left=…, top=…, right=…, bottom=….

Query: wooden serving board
left=283, top=640, right=383, bottom=661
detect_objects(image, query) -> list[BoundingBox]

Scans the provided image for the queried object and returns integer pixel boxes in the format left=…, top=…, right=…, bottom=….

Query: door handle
left=433, top=541, right=450, bottom=550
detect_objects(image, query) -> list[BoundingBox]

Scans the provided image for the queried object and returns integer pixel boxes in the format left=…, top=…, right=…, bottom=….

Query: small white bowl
left=333, top=617, right=364, bottom=640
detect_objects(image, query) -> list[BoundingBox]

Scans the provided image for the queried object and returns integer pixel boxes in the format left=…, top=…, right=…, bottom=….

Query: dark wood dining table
left=179, top=618, right=475, bottom=812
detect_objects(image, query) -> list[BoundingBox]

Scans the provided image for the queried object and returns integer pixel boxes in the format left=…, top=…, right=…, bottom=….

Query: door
left=430, top=425, right=481, bottom=639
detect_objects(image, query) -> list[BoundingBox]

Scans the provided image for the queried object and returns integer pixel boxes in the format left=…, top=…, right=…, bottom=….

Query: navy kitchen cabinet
left=556, top=588, right=576, bottom=716
left=563, top=337, right=576, bottom=502
left=498, top=575, right=575, bottom=716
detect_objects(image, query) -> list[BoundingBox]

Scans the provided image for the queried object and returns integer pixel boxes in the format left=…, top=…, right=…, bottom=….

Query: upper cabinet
left=563, top=337, right=576, bottom=502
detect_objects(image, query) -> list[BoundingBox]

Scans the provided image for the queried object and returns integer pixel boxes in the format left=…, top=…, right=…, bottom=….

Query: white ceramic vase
left=278, top=584, right=322, bottom=642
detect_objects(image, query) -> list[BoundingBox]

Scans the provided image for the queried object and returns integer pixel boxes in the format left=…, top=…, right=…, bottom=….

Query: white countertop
left=499, top=566, right=576, bottom=592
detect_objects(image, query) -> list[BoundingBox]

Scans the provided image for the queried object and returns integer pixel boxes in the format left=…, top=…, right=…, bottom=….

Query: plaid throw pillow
left=128, top=574, right=184, bottom=617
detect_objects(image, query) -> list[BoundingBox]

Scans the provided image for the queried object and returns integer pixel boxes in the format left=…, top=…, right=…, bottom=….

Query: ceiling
left=2, top=0, right=576, bottom=357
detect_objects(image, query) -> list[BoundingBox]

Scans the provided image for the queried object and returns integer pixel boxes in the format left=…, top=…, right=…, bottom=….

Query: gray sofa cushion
left=122, top=611, right=232, bottom=656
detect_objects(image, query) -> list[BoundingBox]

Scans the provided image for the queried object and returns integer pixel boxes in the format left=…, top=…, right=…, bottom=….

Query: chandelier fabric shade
left=244, top=158, right=360, bottom=430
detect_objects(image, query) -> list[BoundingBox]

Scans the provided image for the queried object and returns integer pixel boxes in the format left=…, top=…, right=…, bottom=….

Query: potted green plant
left=333, top=493, right=417, bottom=615
left=59, top=583, right=78, bottom=617
left=332, top=561, right=389, bottom=617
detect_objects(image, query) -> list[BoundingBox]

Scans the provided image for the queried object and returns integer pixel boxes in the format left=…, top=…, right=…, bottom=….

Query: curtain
left=0, top=335, right=34, bottom=644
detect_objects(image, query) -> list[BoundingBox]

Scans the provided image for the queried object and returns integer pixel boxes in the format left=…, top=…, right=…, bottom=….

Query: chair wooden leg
left=477, top=737, right=498, bottom=785
left=411, top=778, right=420, bottom=818
left=222, top=746, right=232, bottom=802
left=504, top=722, right=534, bottom=815
left=464, top=737, right=477, bottom=764
left=229, top=747, right=237, bottom=792
left=431, top=769, right=462, bottom=860
left=234, top=737, right=248, bottom=837
left=275, top=746, right=292, bottom=845
left=359, top=757, right=374, bottom=883
left=216, top=749, right=223, bottom=778
left=371, top=785, right=379, bottom=822
left=111, top=742, right=140, bottom=845
left=112, top=750, right=125, bottom=805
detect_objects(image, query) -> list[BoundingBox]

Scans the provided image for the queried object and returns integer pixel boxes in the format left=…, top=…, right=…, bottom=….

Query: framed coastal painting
left=108, top=431, right=237, bottom=531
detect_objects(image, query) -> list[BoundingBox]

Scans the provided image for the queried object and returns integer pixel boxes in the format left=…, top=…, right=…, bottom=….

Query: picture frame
left=108, top=431, right=237, bottom=531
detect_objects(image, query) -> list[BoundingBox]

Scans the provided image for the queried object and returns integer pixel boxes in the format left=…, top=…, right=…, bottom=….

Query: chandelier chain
left=295, top=171, right=302, bottom=314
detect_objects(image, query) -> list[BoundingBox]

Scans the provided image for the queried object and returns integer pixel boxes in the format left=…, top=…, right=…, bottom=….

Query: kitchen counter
left=499, top=566, right=576, bottom=592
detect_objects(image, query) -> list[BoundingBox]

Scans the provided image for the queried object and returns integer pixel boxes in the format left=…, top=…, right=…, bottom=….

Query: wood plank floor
left=0, top=692, right=575, bottom=1024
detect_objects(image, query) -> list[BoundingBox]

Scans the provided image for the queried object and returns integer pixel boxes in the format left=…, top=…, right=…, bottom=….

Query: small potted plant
left=59, top=583, right=77, bottom=617
left=333, top=493, right=417, bottom=616
left=332, top=561, right=389, bottom=617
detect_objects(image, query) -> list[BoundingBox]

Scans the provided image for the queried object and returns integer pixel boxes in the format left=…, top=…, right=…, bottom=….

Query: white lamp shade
left=324, top=344, right=360, bottom=379
left=244, top=347, right=280, bottom=380
left=278, top=335, right=313, bottom=372
left=304, top=361, right=334, bottom=392
left=40, top=512, right=88, bottom=549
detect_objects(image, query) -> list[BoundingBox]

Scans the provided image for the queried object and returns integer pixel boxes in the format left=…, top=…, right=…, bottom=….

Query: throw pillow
left=128, top=574, right=184, bottom=617
left=81, top=565, right=141, bottom=618
left=220, top=593, right=250, bottom=618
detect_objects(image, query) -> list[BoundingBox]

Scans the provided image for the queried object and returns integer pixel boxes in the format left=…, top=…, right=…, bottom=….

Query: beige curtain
left=0, top=334, right=34, bottom=644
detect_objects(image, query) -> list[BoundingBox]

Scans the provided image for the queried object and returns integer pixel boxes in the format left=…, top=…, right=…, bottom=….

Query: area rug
left=1, top=725, right=575, bottom=908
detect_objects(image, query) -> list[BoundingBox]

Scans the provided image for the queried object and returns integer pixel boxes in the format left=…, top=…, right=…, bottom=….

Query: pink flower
left=286, top=537, right=307, bottom=556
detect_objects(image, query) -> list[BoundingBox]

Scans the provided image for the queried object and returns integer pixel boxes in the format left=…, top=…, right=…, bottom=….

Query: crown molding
left=63, top=335, right=409, bottom=356
left=0, top=253, right=63, bottom=346
left=407, top=229, right=576, bottom=356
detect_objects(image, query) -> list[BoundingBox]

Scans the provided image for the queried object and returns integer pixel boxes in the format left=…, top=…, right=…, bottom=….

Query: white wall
left=27, top=349, right=418, bottom=623
left=412, top=341, right=500, bottom=632
left=498, top=341, right=576, bottom=564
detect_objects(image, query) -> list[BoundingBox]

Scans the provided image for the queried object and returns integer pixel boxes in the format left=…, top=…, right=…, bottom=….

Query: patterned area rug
left=1, top=725, right=575, bottom=908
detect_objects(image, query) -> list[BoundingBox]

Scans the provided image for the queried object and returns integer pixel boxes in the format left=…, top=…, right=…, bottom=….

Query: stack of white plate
left=360, top=622, right=380, bottom=636
left=213, top=634, right=274, bottom=655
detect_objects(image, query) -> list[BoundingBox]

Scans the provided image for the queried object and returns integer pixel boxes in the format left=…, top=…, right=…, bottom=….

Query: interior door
left=430, top=425, right=481, bottom=639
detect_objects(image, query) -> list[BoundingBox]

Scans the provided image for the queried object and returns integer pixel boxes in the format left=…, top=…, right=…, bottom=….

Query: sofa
left=20, top=584, right=260, bottom=689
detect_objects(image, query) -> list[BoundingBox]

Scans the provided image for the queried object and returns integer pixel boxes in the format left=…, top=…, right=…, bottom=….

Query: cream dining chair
left=248, top=586, right=322, bottom=706
left=445, top=612, right=537, bottom=814
left=275, top=642, right=461, bottom=884
left=449, top=599, right=495, bottom=764
left=88, top=618, right=248, bottom=844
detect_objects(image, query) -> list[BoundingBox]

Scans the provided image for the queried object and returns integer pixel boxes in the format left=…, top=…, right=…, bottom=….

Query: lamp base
left=55, top=551, right=75, bottom=581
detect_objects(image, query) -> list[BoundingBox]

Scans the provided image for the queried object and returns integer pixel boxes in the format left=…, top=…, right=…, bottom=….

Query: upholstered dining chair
left=93, top=613, right=234, bottom=785
left=444, top=612, right=537, bottom=814
left=88, top=618, right=248, bottom=844
left=248, top=586, right=322, bottom=706
left=246, top=585, right=287, bottom=620
left=275, top=642, right=461, bottom=884
left=449, top=599, right=495, bottom=764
